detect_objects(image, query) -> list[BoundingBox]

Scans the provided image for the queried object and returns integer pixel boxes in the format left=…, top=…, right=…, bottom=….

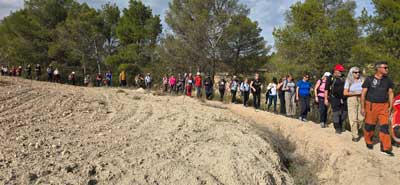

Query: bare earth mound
left=0, top=77, right=292, bottom=185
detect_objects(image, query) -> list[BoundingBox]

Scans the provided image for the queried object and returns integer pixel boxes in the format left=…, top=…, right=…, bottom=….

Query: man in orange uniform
left=361, top=61, right=394, bottom=156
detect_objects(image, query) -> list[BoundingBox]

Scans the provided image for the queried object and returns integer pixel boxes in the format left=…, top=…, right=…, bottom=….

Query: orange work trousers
left=364, top=101, right=392, bottom=151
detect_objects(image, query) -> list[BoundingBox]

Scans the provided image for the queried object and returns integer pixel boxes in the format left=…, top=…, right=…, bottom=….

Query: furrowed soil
left=0, top=77, right=291, bottom=185
left=1, top=77, right=400, bottom=185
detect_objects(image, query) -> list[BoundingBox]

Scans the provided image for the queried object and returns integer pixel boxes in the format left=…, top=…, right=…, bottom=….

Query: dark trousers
left=330, top=96, right=348, bottom=130
left=279, top=91, right=286, bottom=114
left=48, top=74, right=53, bottom=82
left=300, top=95, right=310, bottom=119
left=268, top=95, right=277, bottom=112
left=231, top=90, right=237, bottom=103
left=205, top=87, right=213, bottom=100
left=243, top=91, right=249, bottom=106
left=253, top=91, right=261, bottom=109
left=318, top=97, right=328, bottom=123
left=219, top=89, right=225, bottom=101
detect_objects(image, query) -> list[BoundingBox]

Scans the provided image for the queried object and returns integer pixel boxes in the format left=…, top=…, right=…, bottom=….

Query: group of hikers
left=159, top=62, right=399, bottom=157
left=2, top=61, right=399, bottom=157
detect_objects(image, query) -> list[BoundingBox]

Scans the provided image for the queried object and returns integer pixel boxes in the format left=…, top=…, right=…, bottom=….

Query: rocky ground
left=0, top=77, right=292, bottom=185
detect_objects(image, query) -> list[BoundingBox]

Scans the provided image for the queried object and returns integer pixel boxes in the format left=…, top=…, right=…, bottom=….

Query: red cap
left=334, top=64, right=345, bottom=72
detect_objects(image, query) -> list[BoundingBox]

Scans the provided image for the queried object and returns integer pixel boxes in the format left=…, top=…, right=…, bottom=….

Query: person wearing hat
left=194, top=72, right=202, bottom=98
left=344, top=67, right=365, bottom=142
left=361, top=61, right=394, bottom=156
left=68, top=71, right=76, bottom=85
left=314, top=72, right=331, bottom=128
left=324, top=64, right=347, bottom=134
left=230, top=76, right=239, bottom=103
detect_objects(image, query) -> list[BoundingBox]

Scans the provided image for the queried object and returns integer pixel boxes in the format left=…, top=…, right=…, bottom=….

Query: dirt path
left=222, top=102, right=400, bottom=185
left=0, top=77, right=292, bottom=185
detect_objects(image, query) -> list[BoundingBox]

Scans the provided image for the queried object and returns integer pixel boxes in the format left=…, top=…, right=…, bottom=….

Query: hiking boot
left=320, top=122, right=325, bottom=128
left=381, top=150, right=394, bottom=157
left=298, top=116, right=303, bottom=121
left=302, top=119, right=308, bottom=122
left=366, top=144, right=374, bottom=150
left=335, top=129, right=342, bottom=134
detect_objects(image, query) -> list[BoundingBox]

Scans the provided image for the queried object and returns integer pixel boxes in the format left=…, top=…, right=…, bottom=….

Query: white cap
left=72, top=71, right=75, bottom=74
left=197, top=72, right=200, bottom=75
left=323, top=72, right=331, bottom=77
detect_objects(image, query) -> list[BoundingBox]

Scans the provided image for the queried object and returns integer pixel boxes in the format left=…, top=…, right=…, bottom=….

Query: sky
left=0, top=0, right=375, bottom=48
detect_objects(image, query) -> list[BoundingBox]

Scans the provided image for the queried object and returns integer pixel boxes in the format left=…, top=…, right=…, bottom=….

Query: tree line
left=0, top=0, right=399, bottom=88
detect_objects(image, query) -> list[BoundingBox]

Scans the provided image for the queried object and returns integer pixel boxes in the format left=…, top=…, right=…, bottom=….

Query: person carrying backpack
left=361, top=61, right=394, bottom=156
left=25, top=64, right=32, bottom=79
left=250, top=73, right=262, bottom=110
left=266, top=77, right=278, bottom=112
left=68, top=71, right=76, bottom=85
left=296, top=74, right=312, bottom=122
left=325, top=64, right=347, bottom=134
left=240, top=78, right=250, bottom=107
left=283, top=74, right=296, bottom=117
left=97, top=73, right=103, bottom=87
left=230, top=76, right=239, bottom=103
left=344, top=67, right=364, bottom=142
left=314, top=72, right=331, bottom=128
left=169, top=75, right=177, bottom=93
left=176, top=73, right=185, bottom=94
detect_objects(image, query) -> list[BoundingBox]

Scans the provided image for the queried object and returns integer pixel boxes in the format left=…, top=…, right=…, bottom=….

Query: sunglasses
left=379, top=66, right=389, bottom=70
left=304, top=76, right=310, bottom=79
left=353, top=71, right=360, bottom=74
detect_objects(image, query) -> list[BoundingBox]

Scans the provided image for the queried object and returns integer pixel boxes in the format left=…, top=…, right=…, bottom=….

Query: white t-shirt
left=267, top=83, right=277, bottom=96
left=344, top=79, right=363, bottom=94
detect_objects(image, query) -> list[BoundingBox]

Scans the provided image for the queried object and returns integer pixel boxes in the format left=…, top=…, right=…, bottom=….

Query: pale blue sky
left=0, top=0, right=374, bottom=47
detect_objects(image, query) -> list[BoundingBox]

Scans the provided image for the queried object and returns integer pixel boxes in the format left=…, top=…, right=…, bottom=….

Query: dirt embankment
left=224, top=103, right=400, bottom=185
left=0, top=77, right=292, bottom=185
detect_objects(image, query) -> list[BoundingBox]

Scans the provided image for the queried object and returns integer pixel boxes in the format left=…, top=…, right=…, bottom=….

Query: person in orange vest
left=361, top=61, right=394, bottom=156
left=119, top=70, right=127, bottom=87
left=194, top=72, right=202, bottom=98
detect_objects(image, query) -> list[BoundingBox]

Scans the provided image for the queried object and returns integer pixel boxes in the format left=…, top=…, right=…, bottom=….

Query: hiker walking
left=176, top=73, right=185, bottom=94
left=17, top=66, right=23, bottom=76
left=361, top=61, right=394, bottom=156
left=119, top=70, right=126, bottom=87
left=344, top=67, right=364, bottom=142
left=53, top=68, right=60, bottom=83
left=25, top=64, right=32, bottom=79
left=162, top=74, right=168, bottom=92
left=68, top=71, right=76, bottom=85
left=145, top=73, right=152, bottom=89
left=250, top=73, right=262, bottom=110
left=314, top=72, right=331, bottom=128
left=218, top=76, right=227, bottom=101
left=325, top=64, right=347, bottom=134
left=230, top=76, right=239, bottom=103
left=240, top=78, right=250, bottom=107
left=296, top=74, right=312, bottom=122
left=96, top=73, right=103, bottom=87
left=186, top=73, right=194, bottom=97
left=267, top=77, right=278, bottom=112
left=195, top=72, right=202, bottom=98
left=106, top=71, right=112, bottom=86
left=84, top=75, right=90, bottom=86
left=283, top=74, right=296, bottom=117
left=277, top=77, right=286, bottom=115
left=47, top=65, right=53, bottom=82
left=169, top=74, right=177, bottom=93
left=204, top=75, right=213, bottom=100
left=35, top=64, right=41, bottom=80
